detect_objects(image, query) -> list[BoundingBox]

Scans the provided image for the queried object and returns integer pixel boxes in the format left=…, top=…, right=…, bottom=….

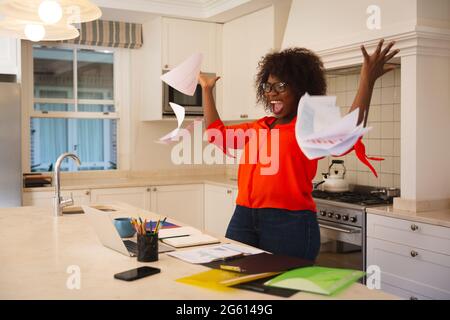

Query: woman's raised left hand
left=360, top=39, right=400, bottom=86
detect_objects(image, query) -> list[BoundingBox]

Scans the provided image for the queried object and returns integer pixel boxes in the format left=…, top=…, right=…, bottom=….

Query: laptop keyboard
left=123, top=240, right=137, bottom=255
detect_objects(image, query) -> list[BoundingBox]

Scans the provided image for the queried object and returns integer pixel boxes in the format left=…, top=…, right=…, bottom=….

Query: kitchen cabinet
left=23, top=189, right=91, bottom=208
left=0, top=37, right=19, bottom=75
left=367, top=214, right=450, bottom=300
left=150, top=184, right=204, bottom=229
left=221, top=6, right=274, bottom=121
left=162, top=18, right=219, bottom=73
left=90, top=187, right=151, bottom=211
left=139, top=17, right=222, bottom=121
left=204, top=184, right=238, bottom=237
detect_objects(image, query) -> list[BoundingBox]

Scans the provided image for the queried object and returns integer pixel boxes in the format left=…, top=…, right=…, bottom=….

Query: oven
left=315, top=201, right=365, bottom=274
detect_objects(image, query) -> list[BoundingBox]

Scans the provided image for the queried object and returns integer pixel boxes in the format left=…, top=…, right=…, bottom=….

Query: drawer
left=380, top=281, right=434, bottom=300
left=367, top=214, right=450, bottom=256
left=380, top=272, right=449, bottom=300
left=367, top=237, right=450, bottom=296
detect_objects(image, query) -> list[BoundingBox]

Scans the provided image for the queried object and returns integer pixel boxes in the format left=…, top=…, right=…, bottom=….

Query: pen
left=220, top=265, right=244, bottom=273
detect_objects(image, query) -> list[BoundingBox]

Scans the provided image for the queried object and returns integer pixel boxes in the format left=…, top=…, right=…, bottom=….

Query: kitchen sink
left=62, top=206, right=85, bottom=214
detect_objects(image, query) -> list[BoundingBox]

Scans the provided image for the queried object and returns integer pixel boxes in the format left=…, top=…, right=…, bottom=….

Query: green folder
left=264, top=266, right=365, bottom=296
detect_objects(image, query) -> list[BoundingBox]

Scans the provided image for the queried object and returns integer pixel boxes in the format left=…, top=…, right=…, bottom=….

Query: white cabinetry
left=367, top=214, right=450, bottom=300
left=221, top=6, right=274, bottom=121
left=0, top=37, right=19, bottom=75
left=139, top=17, right=222, bottom=121
left=204, top=184, right=237, bottom=237
left=23, top=189, right=91, bottom=208
left=150, top=184, right=204, bottom=229
left=90, top=187, right=151, bottom=211
left=162, top=18, right=219, bottom=72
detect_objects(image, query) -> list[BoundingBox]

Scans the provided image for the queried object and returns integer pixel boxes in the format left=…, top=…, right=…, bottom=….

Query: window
left=30, top=45, right=118, bottom=172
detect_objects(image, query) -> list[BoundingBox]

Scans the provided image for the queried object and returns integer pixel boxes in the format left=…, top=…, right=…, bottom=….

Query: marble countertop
left=366, top=206, right=450, bottom=228
left=0, top=204, right=396, bottom=300
left=23, top=175, right=238, bottom=192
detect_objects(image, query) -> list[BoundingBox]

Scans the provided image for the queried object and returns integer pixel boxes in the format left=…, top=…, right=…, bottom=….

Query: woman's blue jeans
left=225, top=205, right=321, bottom=261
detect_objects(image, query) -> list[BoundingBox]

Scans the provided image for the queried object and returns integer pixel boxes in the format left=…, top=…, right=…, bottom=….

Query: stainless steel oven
left=312, top=186, right=396, bottom=284
left=315, top=202, right=365, bottom=272
left=162, top=70, right=216, bottom=116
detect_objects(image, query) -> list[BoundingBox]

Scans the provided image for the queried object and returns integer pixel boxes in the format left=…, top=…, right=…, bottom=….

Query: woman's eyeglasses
left=261, top=82, right=288, bottom=93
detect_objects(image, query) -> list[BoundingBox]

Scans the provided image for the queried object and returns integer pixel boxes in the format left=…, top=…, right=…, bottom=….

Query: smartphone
left=114, top=266, right=160, bottom=281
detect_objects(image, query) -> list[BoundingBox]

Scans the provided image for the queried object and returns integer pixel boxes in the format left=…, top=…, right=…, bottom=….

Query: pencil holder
left=137, top=233, right=159, bottom=262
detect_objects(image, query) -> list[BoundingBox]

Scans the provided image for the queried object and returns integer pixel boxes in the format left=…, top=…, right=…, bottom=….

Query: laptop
left=82, top=205, right=175, bottom=257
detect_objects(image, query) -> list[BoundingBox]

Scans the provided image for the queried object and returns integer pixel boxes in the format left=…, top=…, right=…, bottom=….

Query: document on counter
left=167, top=243, right=264, bottom=264
left=295, top=93, right=371, bottom=159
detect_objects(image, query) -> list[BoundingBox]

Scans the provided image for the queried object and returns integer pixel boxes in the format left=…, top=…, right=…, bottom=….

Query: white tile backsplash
left=326, top=66, right=401, bottom=188
left=381, top=104, right=394, bottom=122
left=381, top=71, right=395, bottom=88
left=381, top=122, right=394, bottom=139
left=381, top=86, right=395, bottom=104
left=336, top=76, right=347, bottom=92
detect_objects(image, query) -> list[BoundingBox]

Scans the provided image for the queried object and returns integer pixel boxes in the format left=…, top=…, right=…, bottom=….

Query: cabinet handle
left=146, top=188, right=151, bottom=192
left=152, top=188, right=157, bottom=192
left=85, top=191, right=90, bottom=196
left=410, top=296, right=418, bottom=300
left=164, top=64, right=169, bottom=69
left=410, top=250, right=419, bottom=257
left=240, top=114, right=248, bottom=119
left=410, top=224, right=419, bottom=231
left=227, top=190, right=232, bottom=194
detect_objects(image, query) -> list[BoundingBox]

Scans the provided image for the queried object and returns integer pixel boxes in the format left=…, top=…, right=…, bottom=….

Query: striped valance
left=61, top=20, right=143, bottom=49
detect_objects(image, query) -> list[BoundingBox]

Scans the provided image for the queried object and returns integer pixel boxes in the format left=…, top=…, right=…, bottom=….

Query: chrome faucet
left=53, top=153, right=81, bottom=217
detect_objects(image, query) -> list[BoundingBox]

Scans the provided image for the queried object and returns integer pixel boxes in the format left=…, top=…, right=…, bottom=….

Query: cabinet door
left=0, top=37, right=18, bottom=75
left=204, top=184, right=237, bottom=237
left=150, top=184, right=204, bottom=229
left=162, top=18, right=217, bottom=72
left=23, top=189, right=91, bottom=208
left=90, top=187, right=151, bottom=210
left=222, top=7, right=274, bottom=121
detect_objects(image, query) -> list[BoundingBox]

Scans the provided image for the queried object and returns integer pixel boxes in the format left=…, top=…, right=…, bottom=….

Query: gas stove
left=313, top=185, right=397, bottom=275
left=312, top=190, right=392, bottom=207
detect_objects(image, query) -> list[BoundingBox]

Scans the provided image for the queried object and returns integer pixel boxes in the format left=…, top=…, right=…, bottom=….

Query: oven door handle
left=319, top=222, right=361, bottom=234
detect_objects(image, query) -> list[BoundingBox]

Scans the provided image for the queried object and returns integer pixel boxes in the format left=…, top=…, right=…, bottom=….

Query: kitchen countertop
left=366, top=206, right=450, bottom=228
left=23, top=175, right=239, bottom=192
left=0, top=204, right=396, bottom=300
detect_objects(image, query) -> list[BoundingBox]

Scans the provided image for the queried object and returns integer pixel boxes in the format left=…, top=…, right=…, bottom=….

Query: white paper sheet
left=295, top=93, right=371, bottom=159
left=156, top=102, right=187, bottom=144
left=166, top=243, right=264, bottom=264
left=160, top=53, right=203, bottom=96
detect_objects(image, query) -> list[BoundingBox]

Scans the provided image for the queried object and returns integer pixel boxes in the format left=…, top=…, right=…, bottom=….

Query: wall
left=317, top=68, right=401, bottom=188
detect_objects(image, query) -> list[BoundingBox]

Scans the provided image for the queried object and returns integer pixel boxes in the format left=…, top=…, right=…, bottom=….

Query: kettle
left=321, top=160, right=349, bottom=192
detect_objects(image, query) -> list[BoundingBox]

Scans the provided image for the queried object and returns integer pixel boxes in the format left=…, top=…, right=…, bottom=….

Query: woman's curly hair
left=255, top=48, right=327, bottom=113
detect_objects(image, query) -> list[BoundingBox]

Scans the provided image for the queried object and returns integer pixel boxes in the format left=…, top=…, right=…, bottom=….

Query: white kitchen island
left=0, top=204, right=396, bottom=300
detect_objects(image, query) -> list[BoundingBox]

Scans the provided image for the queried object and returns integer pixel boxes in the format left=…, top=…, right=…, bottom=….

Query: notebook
left=176, top=269, right=278, bottom=291
left=217, top=252, right=314, bottom=274
left=161, top=234, right=220, bottom=248
left=264, top=266, right=365, bottom=296
left=159, top=226, right=202, bottom=239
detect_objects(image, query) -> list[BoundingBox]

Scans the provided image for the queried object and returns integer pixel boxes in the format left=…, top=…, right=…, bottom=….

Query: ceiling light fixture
left=24, top=23, right=45, bottom=41
left=0, top=0, right=101, bottom=41
left=38, top=0, right=63, bottom=24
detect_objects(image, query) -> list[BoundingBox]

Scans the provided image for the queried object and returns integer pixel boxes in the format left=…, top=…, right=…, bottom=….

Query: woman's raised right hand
left=198, top=73, right=221, bottom=90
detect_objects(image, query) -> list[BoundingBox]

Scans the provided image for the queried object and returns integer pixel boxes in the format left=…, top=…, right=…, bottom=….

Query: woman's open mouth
left=270, top=101, right=284, bottom=114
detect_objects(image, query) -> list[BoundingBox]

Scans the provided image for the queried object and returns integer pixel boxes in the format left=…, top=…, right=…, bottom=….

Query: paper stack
left=295, top=93, right=371, bottom=159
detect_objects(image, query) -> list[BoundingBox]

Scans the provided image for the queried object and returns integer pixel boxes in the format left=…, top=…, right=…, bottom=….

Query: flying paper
left=295, top=93, right=371, bottom=159
left=160, top=53, right=203, bottom=96
left=156, top=103, right=186, bottom=144
left=156, top=103, right=201, bottom=144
